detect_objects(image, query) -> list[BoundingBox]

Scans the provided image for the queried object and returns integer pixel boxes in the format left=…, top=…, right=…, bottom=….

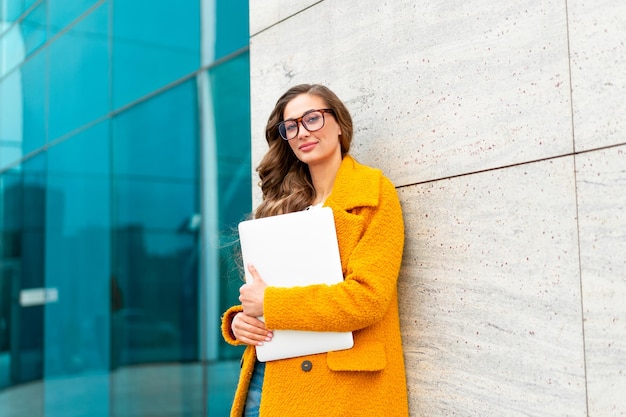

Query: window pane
left=111, top=81, right=201, bottom=416
left=112, top=1, right=200, bottom=108
left=112, top=79, right=198, bottom=181
left=0, top=0, right=46, bottom=79
left=0, top=155, right=46, bottom=392
left=48, top=3, right=108, bottom=140
left=44, top=121, right=111, bottom=416
left=21, top=1, right=46, bottom=56
left=1, top=0, right=24, bottom=22
left=208, top=53, right=251, bottom=361
left=48, top=0, right=99, bottom=37
left=214, top=0, right=249, bottom=59
left=0, top=50, right=46, bottom=170
left=111, top=80, right=199, bottom=366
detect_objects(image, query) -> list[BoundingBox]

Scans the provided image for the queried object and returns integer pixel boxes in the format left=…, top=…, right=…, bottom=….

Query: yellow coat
left=221, top=155, right=408, bottom=417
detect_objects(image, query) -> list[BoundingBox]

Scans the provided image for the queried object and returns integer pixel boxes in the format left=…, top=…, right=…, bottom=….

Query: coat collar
left=325, top=155, right=382, bottom=211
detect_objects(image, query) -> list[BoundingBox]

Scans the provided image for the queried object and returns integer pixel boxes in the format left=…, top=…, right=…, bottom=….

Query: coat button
left=301, top=360, right=312, bottom=372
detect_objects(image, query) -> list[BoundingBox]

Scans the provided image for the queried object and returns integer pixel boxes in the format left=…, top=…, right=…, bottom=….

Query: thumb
left=248, top=264, right=261, bottom=281
left=247, top=263, right=266, bottom=285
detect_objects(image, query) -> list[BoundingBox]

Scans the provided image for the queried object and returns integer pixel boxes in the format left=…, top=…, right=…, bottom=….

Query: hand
left=231, top=312, right=273, bottom=346
left=239, top=264, right=268, bottom=317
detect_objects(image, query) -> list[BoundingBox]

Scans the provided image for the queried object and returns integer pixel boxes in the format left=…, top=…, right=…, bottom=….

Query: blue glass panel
left=0, top=166, right=46, bottom=417
left=22, top=50, right=47, bottom=152
left=113, top=79, right=198, bottom=181
left=23, top=0, right=39, bottom=14
left=0, top=2, right=46, bottom=71
left=2, top=0, right=24, bottom=22
left=44, top=121, right=110, bottom=416
left=210, top=53, right=251, bottom=230
left=112, top=0, right=200, bottom=108
left=21, top=0, right=46, bottom=56
left=48, top=0, right=99, bottom=37
left=48, top=3, right=108, bottom=140
left=206, top=53, right=251, bottom=361
left=112, top=80, right=200, bottom=368
left=114, top=178, right=196, bottom=230
left=0, top=71, right=25, bottom=168
left=0, top=23, right=24, bottom=78
left=0, top=155, right=46, bottom=393
left=214, top=0, right=249, bottom=59
left=112, top=230, right=197, bottom=365
left=46, top=125, right=109, bottom=177
left=0, top=50, right=46, bottom=170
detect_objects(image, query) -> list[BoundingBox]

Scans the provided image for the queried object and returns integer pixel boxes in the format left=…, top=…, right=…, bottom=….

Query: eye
left=284, top=122, right=297, bottom=132
left=304, top=114, right=321, bottom=124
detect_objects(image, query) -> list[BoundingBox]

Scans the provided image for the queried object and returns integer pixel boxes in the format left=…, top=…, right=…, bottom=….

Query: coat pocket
left=326, top=341, right=387, bottom=372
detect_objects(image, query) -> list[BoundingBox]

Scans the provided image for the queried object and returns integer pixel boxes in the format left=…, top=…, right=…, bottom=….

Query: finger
left=234, top=314, right=271, bottom=335
left=247, top=263, right=259, bottom=281
left=236, top=322, right=267, bottom=337
left=233, top=314, right=274, bottom=342
left=247, top=316, right=268, bottom=329
left=233, top=325, right=273, bottom=346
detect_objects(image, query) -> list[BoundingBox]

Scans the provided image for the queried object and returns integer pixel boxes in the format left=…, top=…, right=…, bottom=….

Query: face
left=282, top=93, right=342, bottom=168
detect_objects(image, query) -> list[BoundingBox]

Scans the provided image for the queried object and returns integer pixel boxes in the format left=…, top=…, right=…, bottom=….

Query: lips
left=299, top=141, right=318, bottom=151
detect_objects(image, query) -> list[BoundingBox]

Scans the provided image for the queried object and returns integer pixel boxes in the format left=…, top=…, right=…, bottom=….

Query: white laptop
left=238, top=206, right=354, bottom=362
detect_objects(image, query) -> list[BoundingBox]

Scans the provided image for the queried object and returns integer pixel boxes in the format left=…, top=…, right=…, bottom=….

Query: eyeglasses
left=278, top=109, right=334, bottom=140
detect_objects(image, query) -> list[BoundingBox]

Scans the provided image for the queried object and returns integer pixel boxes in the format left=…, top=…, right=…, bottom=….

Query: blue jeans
left=243, top=360, right=265, bottom=417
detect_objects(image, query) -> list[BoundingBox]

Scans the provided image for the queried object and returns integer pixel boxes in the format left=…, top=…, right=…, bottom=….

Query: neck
left=309, top=155, right=342, bottom=205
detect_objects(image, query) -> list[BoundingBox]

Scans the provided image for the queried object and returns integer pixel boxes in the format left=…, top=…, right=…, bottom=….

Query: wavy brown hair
left=254, top=84, right=353, bottom=218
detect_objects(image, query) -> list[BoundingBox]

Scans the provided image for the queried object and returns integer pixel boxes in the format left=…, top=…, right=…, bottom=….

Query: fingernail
left=257, top=342, right=263, bottom=346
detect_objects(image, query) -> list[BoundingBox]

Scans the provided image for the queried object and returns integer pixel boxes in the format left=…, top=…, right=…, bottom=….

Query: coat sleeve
left=221, top=304, right=246, bottom=346
left=262, top=176, right=404, bottom=332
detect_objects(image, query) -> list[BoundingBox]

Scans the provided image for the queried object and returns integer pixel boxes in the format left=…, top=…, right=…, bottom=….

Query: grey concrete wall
left=248, top=1, right=625, bottom=416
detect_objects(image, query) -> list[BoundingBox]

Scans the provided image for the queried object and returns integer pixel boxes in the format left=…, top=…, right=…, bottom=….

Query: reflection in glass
left=47, top=0, right=99, bottom=37
left=112, top=80, right=198, bottom=181
left=111, top=80, right=199, bottom=366
left=44, top=122, right=111, bottom=417
left=214, top=0, right=249, bottom=60
left=112, top=1, right=200, bottom=109
left=0, top=70, right=25, bottom=169
left=21, top=0, right=46, bottom=56
left=45, top=122, right=111, bottom=375
left=208, top=53, right=251, bottom=362
left=48, top=3, right=109, bottom=140
left=0, top=19, right=25, bottom=77
left=0, top=155, right=46, bottom=417
left=0, top=0, right=251, bottom=415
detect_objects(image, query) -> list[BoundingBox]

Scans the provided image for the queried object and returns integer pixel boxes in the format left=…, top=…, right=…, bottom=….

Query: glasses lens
left=278, top=110, right=327, bottom=140
left=279, top=121, right=298, bottom=140
left=302, top=111, right=324, bottom=132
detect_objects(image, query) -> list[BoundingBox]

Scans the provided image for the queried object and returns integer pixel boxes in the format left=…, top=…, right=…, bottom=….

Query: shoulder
left=339, top=155, right=382, bottom=180
left=329, top=155, right=397, bottom=210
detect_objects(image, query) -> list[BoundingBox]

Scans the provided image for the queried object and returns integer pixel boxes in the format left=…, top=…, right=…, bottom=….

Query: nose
left=296, top=120, right=309, bottom=140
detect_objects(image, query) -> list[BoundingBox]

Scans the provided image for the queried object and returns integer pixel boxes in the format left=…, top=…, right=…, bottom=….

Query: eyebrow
left=284, top=109, right=318, bottom=122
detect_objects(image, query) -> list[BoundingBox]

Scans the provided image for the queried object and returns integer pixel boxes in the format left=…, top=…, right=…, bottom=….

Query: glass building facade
left=0, top=1, right=250, bottom=416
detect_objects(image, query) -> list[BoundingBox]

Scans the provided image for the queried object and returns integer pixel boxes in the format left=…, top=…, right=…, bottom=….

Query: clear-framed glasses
left=277, top=108, right=334, bottom=140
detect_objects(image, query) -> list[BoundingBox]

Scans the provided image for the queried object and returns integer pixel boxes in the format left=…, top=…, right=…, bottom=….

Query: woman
left=221, top=84, right=409, bottom=416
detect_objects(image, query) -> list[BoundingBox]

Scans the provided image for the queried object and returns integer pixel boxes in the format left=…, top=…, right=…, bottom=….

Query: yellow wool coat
left=221, top=155, right=409, bottom=417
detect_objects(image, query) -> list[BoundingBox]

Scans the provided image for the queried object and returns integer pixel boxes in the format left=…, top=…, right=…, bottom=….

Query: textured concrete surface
left=249, top=0, right=626, bottom=415
left=568, top=0, right=626, bottom=152
left=576, top=146, right=626, bottom=416
left=397, top=157, right=586, bottom=416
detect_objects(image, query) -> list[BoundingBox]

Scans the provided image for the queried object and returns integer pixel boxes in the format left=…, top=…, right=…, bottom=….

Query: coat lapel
left=325, top=156, right=383, bottom=271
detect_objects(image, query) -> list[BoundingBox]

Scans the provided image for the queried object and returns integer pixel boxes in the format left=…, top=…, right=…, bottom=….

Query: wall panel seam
left=395, top=142, right=626, bottom=190
left=250, top=1, right=324, bottom=38
left=564, top=0, right=591, bottom=414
